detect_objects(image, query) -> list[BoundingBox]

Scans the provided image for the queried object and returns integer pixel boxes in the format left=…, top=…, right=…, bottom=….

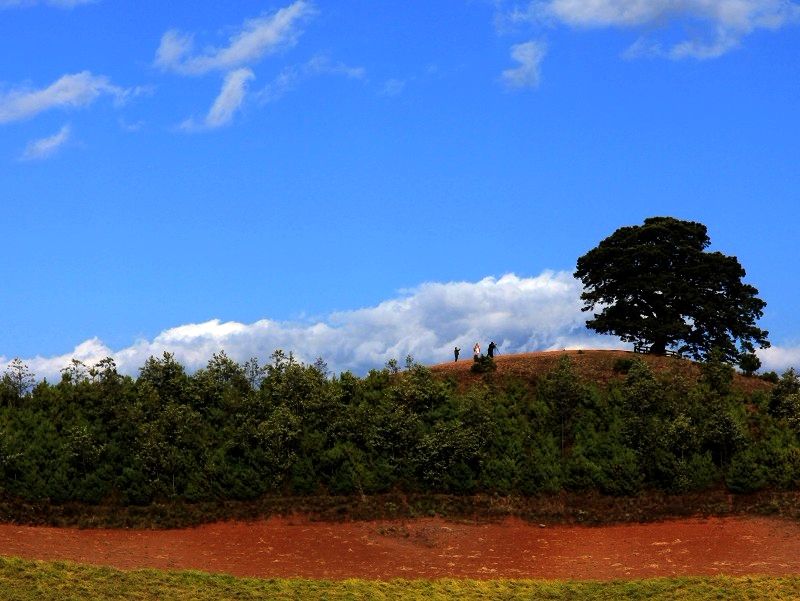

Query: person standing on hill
left=473, top=342, right=481, bottom=359
left=487, top=341, right=497, bottom=358
left=454, top=346, right=460, bottom=362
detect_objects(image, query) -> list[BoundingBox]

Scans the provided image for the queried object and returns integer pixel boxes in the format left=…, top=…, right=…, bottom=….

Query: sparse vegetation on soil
left=2, top=557, right=800, bottom=601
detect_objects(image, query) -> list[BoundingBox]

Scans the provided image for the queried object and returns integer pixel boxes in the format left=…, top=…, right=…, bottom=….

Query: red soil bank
left=2, top=516, right=799, bottom=580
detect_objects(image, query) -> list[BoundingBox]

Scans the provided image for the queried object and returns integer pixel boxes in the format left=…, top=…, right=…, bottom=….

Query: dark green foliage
left=1, top=358, right=35, bottom=407
left=538, top=356, right=590, bottom=457
left=671, top=453, right=720, bottom=493
left=0, top=350, right=796, bottom=508
left=700, top=350, right=735, bottom=396
left=739, top=352, right=761, bottom=377
left=574, top=216, right=769, bottom=362
left=769, top=369, right=800, bottom=425
left=612, top=357, right=635, bottom=374
left=761, top=371, right=780, bottom=384
left=726, top=448, right=768, bottom=493
left=470, top=355, right=496, bottom=374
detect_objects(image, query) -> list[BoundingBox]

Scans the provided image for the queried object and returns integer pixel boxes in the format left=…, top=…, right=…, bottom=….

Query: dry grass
left=431, top=349, right=771, bottom=396
left=1, top=557, right=799, bottom=600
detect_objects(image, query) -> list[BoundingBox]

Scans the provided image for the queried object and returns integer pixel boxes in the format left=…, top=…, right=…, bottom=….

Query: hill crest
left=430, top=349, right=770, bottom=395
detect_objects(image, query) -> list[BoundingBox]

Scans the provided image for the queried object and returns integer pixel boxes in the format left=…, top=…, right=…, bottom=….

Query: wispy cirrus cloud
left=0, top=71, right=143, bottom=124
left=378, top=78, right=406, bottom=97
left=501, top=40, right=547, bottom=89
left=180, top=68, right=255, bottom=131
left=155, top=1, right=315, bottom=76
left=118, top=117, right=145, bottom=133
left=19, top=123, right=71, bottom=160
left=499, top=0, right=800, bottom=59
left=258, top=55, right=365, bottom=103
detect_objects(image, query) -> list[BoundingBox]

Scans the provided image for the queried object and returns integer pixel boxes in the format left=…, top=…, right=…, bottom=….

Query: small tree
left=60, top=359, right=88, bottom=385
left=769, top=369, right=800, bottom=422
left=701, top=348, right=735, bottom=395
left=538, top=356, right=587, bottom=456
left=2, top=358, right=35, bottom=403
left=470, top=355, right=496, bottom=374
left=739, top=352, right=761, bottom=377
left=243, top=357, right=266, bottom=390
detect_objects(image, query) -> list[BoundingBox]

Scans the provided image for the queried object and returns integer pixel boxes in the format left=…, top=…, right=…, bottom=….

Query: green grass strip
left=2, top=556, right=800, bottom=600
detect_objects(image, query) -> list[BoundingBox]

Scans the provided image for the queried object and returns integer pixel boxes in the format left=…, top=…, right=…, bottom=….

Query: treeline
left=0, top=351, right=799, bottom=505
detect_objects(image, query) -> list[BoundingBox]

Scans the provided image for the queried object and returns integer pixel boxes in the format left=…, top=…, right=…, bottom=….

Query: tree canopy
left=1, top=349, right=798, bottom=515
left=574, top=216, right=769, bottom=363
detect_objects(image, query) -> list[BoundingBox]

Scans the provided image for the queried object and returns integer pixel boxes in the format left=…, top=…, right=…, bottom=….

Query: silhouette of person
left=454, top=346, right=460, bottom=362
left=487, top=341, right=497, bottom=358
left=473, top=343, right=481, bottom=359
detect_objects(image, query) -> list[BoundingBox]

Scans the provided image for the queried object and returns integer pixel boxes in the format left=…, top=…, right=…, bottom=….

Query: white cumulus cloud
left=155, top=1, right=314, bottom=76
left=1, top=271, right=629, bottom=381
left=502, top=0, right=800, bottom=59
left=6, top=270, right=790, bottom=382
left=19, top=123, right=71, bottom=160
left=501, top=40, right=547, bottom=88
left=758, top=344, right=800, bottom=374
left=0, top=71, right=139, bottom=124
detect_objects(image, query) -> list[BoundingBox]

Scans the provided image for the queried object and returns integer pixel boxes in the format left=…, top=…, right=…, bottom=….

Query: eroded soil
left=2, top=516, right=799, bottom=580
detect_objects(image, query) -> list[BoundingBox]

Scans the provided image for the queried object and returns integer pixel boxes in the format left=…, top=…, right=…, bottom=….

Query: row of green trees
left=0, top=351, right=799, bottom=504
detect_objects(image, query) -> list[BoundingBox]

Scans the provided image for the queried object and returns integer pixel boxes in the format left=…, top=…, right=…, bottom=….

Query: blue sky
left=2, top=0, right=799, bottom=377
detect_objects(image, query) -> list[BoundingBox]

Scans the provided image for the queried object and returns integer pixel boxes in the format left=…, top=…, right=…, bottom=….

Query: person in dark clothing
left=454, top=346, right=460, bottom=362
left=487, top=341, right=497, bottom=358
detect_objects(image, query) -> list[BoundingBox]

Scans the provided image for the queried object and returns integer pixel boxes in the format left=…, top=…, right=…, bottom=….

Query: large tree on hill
left=574, top=216, right=769, bottom=363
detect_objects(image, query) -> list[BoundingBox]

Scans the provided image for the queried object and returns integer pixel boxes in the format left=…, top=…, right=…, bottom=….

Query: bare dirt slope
left=2, top=516, right=799, bottom=580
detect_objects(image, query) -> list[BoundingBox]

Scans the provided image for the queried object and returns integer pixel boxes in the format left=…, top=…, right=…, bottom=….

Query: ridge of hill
left=430, top=349, right=771, bottom=395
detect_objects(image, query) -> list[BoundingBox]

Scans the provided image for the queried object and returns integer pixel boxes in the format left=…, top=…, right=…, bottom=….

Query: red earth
left=2, top=516, right=800, bottom=580
left=430, top=349, right=771, bottom=396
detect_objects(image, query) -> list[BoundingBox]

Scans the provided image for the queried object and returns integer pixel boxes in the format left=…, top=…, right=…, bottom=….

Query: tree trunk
left=649, top=338, right=667, bottom=355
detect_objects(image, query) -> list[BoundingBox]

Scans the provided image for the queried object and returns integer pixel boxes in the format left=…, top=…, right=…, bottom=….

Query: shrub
left=612, top=358, right=635, bottom=374
left=470, top=355, right=496, bottom=374
left=564, top=453, right=603, bottom=491
left=726, top=448, right=768, bottom=493
left=776, top=446, right=800, bottom=489
left=596, top=445, right=643, bottom=496
left=670, top=453, right=720, bottom=493
left=769, top=369, right=800, bottom=423
left=760, top=371, right=780, bottom=384
left=517, top=434, right=562, bottom=494
left=700, top=350, right=734, bottom=395
left=738, top=353, right=761, bottom=377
